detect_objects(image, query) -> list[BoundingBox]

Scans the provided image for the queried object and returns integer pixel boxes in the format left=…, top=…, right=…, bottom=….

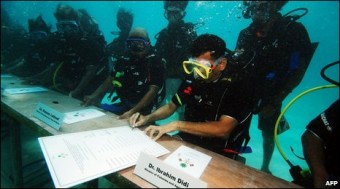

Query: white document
left=63, top=109, right=106, bottom=124
left=164, top=145, right=211, bottom=178
left=4, top=87, right=48, bottom=94
left=38, top=126, right=170, bottom=188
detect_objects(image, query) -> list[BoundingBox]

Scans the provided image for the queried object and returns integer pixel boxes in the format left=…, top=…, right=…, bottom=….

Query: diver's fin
left=239, top=146, right=252, bottom=154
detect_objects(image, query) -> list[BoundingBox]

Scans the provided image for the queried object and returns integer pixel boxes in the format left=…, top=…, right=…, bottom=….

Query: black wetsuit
left=306, top=99, right=340, bottom=181
left=48, top=31, right=107, bottom=98
left=106, top=35, right=128, bottom=59
left=20, top=33, right=51, bottom=77
left=171, top=76, right=253, bottom=156
left=233, top=14, right=313, bottom=132
left=108, top=52, right=165, bottom=115
left=155, top=21, right=197, bottom=79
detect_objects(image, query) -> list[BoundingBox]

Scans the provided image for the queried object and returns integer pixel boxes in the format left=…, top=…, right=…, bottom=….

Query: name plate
left=134, top=152, right=207, bottom=188
left=33, top=103, right=64, bottom=130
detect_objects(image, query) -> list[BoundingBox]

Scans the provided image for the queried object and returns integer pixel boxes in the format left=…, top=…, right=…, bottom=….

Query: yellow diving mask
left=183, top=58, right=218, bottom=79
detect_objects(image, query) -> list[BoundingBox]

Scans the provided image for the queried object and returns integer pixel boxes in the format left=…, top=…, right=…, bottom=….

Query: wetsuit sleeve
left=306, top=100, right=339, bottom=144
left=219, top=82, right=253, bottom=123
left=171, top=80, right=190, bottom=107
left=148, top=57, right=165, bottom=88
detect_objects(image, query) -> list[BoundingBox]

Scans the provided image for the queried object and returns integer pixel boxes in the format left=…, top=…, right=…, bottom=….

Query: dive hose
left=320, top=61, right=339, bottom=86
left=274, top=84, right=338, bottom=167
left=274, top=84, right=337, bottom=187
left=53, top=62, right=64, bottom=92
left=275, top=60, right=339, bottom=164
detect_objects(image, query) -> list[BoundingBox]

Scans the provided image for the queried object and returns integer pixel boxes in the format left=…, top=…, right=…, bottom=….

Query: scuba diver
left=302, top=99, right=339, bottom=188
left=24, top=3, right=107, bottom=100
left=53, top=4, right=107, bottom=99
left=81, top=27, right=165, bottom=120
left=1, top=7, right=29, bottom=70
left=129, top=34, right=253, bottom=162
left=226, top=1, right=317, bottom=174
left=302, top=61, right=339, bottom=188
left=102, top=8, right=134, bottom=106
left=4, top=15, right=52, bottom=77
left=155, top=0, right=197, bottom=79
left=106, top=8, right=134, bottom=61
left=154, top=0, right=197, bottom=110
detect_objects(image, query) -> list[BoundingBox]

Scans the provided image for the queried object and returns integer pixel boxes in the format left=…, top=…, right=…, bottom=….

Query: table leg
left=7, top=114, right=23, bottom=187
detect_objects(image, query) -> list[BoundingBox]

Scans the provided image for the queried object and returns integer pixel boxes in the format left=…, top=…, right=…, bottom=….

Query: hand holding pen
left=129, top=112, right=146, bottom=129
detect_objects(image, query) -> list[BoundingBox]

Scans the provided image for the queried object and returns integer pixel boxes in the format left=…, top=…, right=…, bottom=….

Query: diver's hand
left=69, top=89, right=82, bottom=99
left=144, top=125, right=165, bottom=141
left=116, top=8, right=133, bottom=33
left=144, top=123, right=175, bottom=141
left=118, top=110, right=134, bottom=120
left=129, top=112, right=149, bottom=128
left=81, top=95, right=98, bottom=107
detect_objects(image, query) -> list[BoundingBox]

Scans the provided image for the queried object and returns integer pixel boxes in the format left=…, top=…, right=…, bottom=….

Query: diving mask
left=125, top=37, right=150, bottom=52
left=183, top=58, right=219, bottom=79
left=164, top=7, right=184, bottom=23
left=242, top=1, right=279, bottom=23
left=56, top=20, right=80, bottom=35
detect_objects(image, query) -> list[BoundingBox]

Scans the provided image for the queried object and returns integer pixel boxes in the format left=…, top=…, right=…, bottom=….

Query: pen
left=132, top=113, right=140, bottom=130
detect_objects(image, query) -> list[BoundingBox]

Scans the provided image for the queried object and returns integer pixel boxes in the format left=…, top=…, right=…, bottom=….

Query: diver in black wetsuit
left=154, top=0, right=197, bottom=116
left=228, top=1, right=316, bottom=174
left=302, top=99, right=339, bottom=188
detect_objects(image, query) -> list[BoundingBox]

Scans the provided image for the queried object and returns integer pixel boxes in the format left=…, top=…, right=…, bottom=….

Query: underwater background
left=1, top=0, right=339, bottom=184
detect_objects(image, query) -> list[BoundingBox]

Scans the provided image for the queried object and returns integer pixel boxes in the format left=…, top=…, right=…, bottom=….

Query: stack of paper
left=38, top=126, right=169, bottom=188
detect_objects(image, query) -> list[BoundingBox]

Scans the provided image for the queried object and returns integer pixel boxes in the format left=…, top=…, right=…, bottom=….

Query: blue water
left=2, top=0, right=339, bottom=183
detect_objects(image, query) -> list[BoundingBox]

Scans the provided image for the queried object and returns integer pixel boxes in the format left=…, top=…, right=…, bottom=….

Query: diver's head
left=116, top=8, right=134, bottom=35
left=163, top=0, right=188, bottom=24
left=54, top=3, right=79, bottom=22
left=126, top=27, right=151, bottom=58
left=54, top=3, right=81, bottom=39
left=184, top=34, right=227, bottom=82
left=242, top=1, right=288, bottom=24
